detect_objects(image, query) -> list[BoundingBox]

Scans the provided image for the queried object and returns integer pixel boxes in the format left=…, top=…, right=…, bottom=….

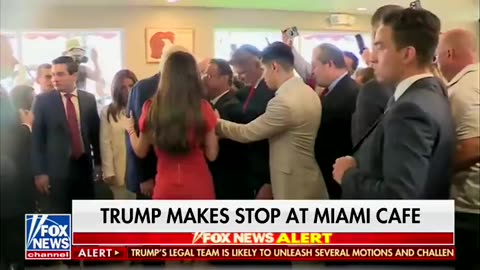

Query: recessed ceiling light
left=357, top=7, right=368, bottom=11
left=167, top=0, right=178, bottom=3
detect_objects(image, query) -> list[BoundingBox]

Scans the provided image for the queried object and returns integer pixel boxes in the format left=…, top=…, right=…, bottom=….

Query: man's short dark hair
left=382, top=8, right=441, bottom=67
left=260, top=42, right=294, bottom=71
left=343, top=51, right=359, bottom=72
left=52, top=56, right=78, bottom=75
left=36, top=63, right=51, bottom=77
left=316, top=43, right=347, bottom=69
left=210, top=58, right=233, bottom=85
left=371, top=5, right=403, bottom=27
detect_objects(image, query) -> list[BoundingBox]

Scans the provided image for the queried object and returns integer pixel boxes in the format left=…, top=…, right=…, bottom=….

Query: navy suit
left=315, top=75, right=358, bottom=199
left=32, top=90, right=100, bottom=213
left=125, top=74, right=159, bottom=195
left=351, top=79, right=394, bottom=145
left=343, top=77, right=456, bottom=199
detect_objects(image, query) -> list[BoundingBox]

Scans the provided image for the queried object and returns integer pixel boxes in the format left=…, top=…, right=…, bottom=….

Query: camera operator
left=63, top=39, right=106, bottom=97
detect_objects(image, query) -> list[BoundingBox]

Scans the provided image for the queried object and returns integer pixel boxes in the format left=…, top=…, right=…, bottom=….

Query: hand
left=256, top=184, right=273, bottom=199
left=332, top=156, right=357, bottom=184
left=19, top=109, right=34, bottom=126
left=90, top=48, right=99, bottom=63
left=120, top=111, right=135, bottom=133
left=281, top=32, right=293, bottom=47
left=361, top=49, right=371, bottom=66
left=214, top=109, right=220, bottom=119
left=35, top=175, right=50, bottom=195
left=103, top=176, right=115, bottom=185
left=140, top=179, right=154, bottom=197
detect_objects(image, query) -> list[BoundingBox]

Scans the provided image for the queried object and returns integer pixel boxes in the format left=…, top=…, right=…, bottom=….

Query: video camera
left=64, top=48, right=89, bottom=64
left=282, top=27, right=299, bottom=39
left=409, top=0, right=422, bottom=9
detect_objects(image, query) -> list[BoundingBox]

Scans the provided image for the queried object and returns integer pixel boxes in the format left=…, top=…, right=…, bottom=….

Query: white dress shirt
left=61, top=89, right=81, bottom=128
left=394, top=73, right=434, bottom=101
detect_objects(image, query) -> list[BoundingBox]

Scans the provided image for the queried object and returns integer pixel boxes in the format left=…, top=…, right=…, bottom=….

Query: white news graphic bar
left=72, top=200, right=454, bottom=233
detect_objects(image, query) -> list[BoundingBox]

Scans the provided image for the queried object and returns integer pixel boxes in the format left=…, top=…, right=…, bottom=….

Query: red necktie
left=64, top=94, right=84, bottom=159
left=320, top=87, right=330, bottom=99
left=242, top=85, right=256, bottom=113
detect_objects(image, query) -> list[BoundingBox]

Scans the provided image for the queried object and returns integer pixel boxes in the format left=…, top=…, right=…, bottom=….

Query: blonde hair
left=158, top=45, right=190, bottom=73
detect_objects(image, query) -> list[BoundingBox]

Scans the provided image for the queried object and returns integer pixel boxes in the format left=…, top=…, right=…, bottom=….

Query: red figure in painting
left=149, top=31, right=175, bottom=59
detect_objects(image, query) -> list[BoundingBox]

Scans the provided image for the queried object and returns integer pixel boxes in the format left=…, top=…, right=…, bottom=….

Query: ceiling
left=3, top=0, right=479, bottom=18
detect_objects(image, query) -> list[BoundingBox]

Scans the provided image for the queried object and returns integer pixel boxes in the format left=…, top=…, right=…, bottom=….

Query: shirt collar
left=61, top=88, right=78, bottom=97
left=447, top=63, right=479, bottom=88
left=253, top=77, right=263, bottom=89
left=327, top=71, right=348, bottom=92
left=394, top=73, right=433, bottom=101
left=275, top=76, right=300, bottom=96
left=210, top=89, right=230, bottom=105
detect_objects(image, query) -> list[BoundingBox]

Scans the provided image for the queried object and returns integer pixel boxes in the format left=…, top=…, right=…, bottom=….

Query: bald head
left=441, top=29, right=477, bottom=54
left=437, top=29, right=478, bottom=81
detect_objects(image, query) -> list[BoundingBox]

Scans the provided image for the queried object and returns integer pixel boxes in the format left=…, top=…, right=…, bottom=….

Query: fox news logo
left=25, top=214, right=71, bottom=260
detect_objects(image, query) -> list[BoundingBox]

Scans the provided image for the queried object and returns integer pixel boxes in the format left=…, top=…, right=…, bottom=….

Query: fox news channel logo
left=25, top=214, right=72, bottom=260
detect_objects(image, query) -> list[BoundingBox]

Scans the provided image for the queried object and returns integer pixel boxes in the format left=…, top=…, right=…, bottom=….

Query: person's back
left=139, top=99, right=216, bottom=199
left=218, top=42, right=328, bottom=200
left=126, top=51, right=218, bottom=200
left=269, top=77, right=327, bottom=199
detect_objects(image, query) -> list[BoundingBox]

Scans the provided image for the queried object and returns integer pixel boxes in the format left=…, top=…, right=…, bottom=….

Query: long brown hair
left=107, top=69, right=138, bottom=123
left=147, top=51, right=206, bottom=156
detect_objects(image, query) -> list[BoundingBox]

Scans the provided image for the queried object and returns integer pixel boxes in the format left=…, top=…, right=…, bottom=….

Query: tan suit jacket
left=218, top=76, right=328, bottom=199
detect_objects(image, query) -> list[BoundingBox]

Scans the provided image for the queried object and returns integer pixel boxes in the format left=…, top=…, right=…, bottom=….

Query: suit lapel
left=54, top=91, right=69, bottom=130
left=77, top=90, right=88, bottom=139
left=214, top=91, right=234, bottom=110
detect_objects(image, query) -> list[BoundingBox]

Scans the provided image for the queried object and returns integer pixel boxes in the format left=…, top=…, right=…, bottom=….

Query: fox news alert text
left=25, top=200, right=455, bottom=262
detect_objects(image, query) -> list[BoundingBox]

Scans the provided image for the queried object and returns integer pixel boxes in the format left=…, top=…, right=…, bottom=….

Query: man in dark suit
left=32, top=56, right=101, bottom=214
left=126, top=73, right=158, bottom=199
left=333, top=8, right=455, bottom=199
left=204, top=59, right=249, bottom=199
left=230, top=45, right=275, bottom=198
left=351, top=5, right=402, bottom=145
left=311, top=43, right=358, bottom=199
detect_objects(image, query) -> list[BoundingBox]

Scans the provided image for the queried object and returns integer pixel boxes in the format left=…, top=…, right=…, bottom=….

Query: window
left=0, top=30, right=123, bottom=102
left=214, top=29, right=371, bottom=68
left=214, top=29, right=289, bottom=60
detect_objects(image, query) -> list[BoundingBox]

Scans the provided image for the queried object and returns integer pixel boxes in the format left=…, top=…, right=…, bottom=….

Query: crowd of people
left=0, top=3, right=478, bottom=270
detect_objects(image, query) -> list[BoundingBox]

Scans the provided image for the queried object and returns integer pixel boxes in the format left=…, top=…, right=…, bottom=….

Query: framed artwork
left=145, top=28, right=194, bottom=63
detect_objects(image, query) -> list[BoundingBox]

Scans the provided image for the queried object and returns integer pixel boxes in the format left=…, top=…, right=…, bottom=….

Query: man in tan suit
left=216, top=42, right=328, bottom=200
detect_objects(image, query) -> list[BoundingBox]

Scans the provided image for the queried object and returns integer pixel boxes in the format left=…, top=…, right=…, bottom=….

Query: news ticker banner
left=68, top=246, right=455, bottom=261
left=26, top=200, right=455, bottom=261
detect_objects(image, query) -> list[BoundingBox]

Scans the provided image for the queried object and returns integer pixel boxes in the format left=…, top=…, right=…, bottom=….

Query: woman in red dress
left=122, top=51, right=218, bottom=199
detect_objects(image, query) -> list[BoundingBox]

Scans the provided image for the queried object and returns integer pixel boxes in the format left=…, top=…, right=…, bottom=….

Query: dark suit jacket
left=1, top=124, right=34, bottom=218
left=235, top=79, right=275, bottom=194
left=343, top=77, right=456, bottom=199
left=32, top=90, right=100, bottom=181
left=126, top=73, right=159, bottom=193
left=315, top=75, right=358, bottom=199
left=351, top=79, right=394, bottom=145
left=208, top=91, right=250, bottom=199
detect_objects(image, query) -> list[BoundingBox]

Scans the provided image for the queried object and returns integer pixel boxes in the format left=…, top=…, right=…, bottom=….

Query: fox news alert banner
left=26, top=200, right=455, bottom=261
